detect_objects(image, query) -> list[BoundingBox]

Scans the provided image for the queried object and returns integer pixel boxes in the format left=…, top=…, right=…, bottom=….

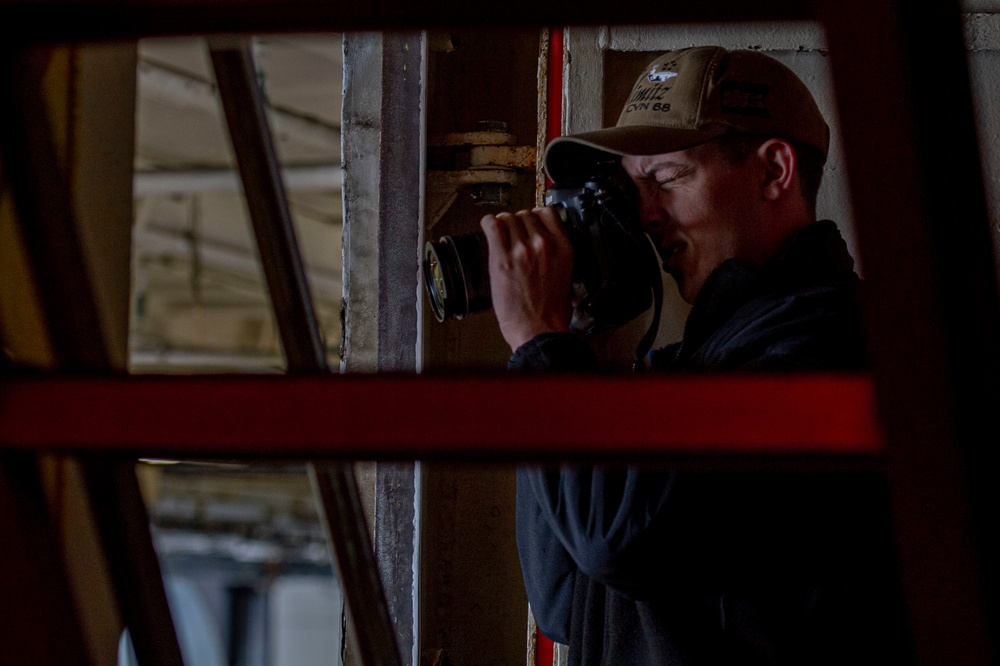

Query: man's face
left=622, top=142, right=764, bottom=304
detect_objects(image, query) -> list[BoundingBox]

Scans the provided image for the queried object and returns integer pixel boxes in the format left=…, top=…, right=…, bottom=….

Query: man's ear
left=758, top=139, right=797, bottom=201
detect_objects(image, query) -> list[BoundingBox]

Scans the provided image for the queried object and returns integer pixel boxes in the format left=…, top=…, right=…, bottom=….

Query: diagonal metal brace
left=208, top=36, right=402, bottom=666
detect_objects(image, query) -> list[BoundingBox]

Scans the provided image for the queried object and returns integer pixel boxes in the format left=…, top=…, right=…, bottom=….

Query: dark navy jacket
left=512, top=221, right=911, bottom=665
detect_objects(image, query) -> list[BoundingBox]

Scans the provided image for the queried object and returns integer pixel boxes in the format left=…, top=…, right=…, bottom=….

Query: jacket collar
left=665, top=220, right=858, bottom=366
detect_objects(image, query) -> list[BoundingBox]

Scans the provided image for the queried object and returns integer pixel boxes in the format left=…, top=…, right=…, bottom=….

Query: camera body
left=423, top=162, right=660, bottom=336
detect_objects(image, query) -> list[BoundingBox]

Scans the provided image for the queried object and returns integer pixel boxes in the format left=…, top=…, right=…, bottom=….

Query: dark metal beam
left=0, top=0, right=815, bottom=43
left=0, top=46, right=108, bottom=372
left=80, top=461, right=187, bottom=666
left=821, top=0, right=999, bottom=662
left=0, top=374, right=882, bottom=461
left=209, top=38, right=327, bottom=374
left=0, top=45, right=185, bottom=666
left=0, top=453, right=93, bottom=666
left=310, top=465, right=405, bottom=666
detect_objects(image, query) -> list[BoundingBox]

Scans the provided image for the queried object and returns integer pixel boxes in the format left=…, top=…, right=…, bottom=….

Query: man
left=481, top=47, right=911, bottom=664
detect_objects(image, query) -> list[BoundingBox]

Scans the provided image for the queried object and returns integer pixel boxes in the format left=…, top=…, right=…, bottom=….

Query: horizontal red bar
left=0, top=374, right=883, bottom=460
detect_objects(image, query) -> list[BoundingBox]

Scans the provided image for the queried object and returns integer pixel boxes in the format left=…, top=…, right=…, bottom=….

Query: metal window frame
left=1, top=0, right=998, bottom=663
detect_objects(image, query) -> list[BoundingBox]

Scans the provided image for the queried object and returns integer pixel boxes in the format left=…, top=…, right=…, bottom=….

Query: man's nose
left=636, top=188, right=665, bottom=232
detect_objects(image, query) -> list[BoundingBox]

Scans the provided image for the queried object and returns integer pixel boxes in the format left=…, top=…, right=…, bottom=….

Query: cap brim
left=543, top=125, right=729, bottom=182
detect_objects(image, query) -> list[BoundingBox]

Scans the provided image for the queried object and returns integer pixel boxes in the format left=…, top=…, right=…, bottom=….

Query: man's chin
left=665, top=270, right=692, bottom=303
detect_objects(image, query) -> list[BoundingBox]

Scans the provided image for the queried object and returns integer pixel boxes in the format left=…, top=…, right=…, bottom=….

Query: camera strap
left=632, top=250, right=664, bottom=372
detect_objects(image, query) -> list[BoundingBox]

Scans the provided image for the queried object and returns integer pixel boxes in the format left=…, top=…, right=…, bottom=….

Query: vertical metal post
left=209, top=37, right=402, bottom=666
left=341, top=31, right=425, bottom=664
left=374, top=31, right=425, bottom=666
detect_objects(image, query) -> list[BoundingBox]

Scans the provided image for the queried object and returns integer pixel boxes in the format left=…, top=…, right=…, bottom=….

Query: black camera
left=423, top=162, right=661, bottom=338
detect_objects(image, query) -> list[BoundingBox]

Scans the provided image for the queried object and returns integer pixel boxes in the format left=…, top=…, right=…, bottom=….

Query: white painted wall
left=269, top=576, right=343, bottom=666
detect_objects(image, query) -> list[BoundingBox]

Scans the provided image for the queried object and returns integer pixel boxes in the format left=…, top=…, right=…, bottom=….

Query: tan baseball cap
left=544, top=46, right=830, bottom=182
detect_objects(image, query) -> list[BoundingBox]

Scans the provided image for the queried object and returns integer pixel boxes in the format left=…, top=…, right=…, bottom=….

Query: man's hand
left=480, top=207, right=574, bottom=352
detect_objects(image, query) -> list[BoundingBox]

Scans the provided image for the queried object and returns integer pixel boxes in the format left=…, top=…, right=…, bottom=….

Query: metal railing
left=1, top=0, right=999, bottom=663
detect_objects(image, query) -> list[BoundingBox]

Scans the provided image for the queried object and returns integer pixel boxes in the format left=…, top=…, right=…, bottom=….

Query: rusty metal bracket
left=426, top=121, right=536, bottom=228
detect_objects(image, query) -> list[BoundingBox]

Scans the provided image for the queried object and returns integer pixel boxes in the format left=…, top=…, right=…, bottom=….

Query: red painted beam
left=536, top=26, right=565, bottom=665
left=0, top=374, right=882, bottom=460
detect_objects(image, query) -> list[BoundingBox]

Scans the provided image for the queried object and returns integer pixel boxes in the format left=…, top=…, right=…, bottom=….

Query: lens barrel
left=423, top=231, right=492, bottom=322
left=423, top=163, right=652, bottom=329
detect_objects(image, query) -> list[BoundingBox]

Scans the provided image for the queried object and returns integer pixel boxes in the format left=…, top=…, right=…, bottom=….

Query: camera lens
left=422, top=232, right=492, bottom=322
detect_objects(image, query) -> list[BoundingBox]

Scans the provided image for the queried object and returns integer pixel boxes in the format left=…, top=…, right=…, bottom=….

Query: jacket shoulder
left=694, top=283, right=866, bottom=371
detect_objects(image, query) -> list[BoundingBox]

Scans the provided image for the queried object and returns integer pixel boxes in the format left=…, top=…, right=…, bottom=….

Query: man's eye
left=655, top=168, right=687, bottom=186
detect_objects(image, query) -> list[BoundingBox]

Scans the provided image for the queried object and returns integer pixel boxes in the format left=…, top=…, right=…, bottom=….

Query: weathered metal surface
left=429, top=131, right=518, bottom=147
left=311, top=465, right=404, bottom=666
left=339, top=36, right=383, bottom=662
left=821, top=0, right=1000, bottom=662
left=426, top=169, right=521, bottom=191
left=374, top=462, right=417, bottom=666
left=377, top=31, right=423, bottom=375
left=469, top=144, right=536, bottom=169
left=341, top=33, right=382, bottom=371
left=341, top=31, right=422, bottom=666
left=375, top=31, right=425, bottom=666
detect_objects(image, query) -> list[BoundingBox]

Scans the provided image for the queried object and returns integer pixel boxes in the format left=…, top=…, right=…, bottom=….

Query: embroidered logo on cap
left=720, top=81, right=771, bottom=118
left=647, top=63, right=679, bottom=83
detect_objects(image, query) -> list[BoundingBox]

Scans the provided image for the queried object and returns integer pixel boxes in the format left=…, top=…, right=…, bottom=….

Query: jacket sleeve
left=509, top=332, right=594, bottom=642
left=518, top=465, right=674, bottom=598
left=510, top=333, right=677, bottom=640
left=508, top=332, right=598, bottom=372
left=516, top=470, right=577, bottom=644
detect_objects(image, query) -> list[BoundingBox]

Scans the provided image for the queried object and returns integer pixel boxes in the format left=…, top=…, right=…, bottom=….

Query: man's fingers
left=482, top=208, right=570, bottom=265
left=476, top=208, right=574, bottom=351
left=519, top=207, right=572, bottom=261
left=534, top=206, right=565, bottom=236
left=505, top=211, right=532, bottom=249
left=532, top=207, right=572, bottom=250
left=480, top=213, right=510, bottom=252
